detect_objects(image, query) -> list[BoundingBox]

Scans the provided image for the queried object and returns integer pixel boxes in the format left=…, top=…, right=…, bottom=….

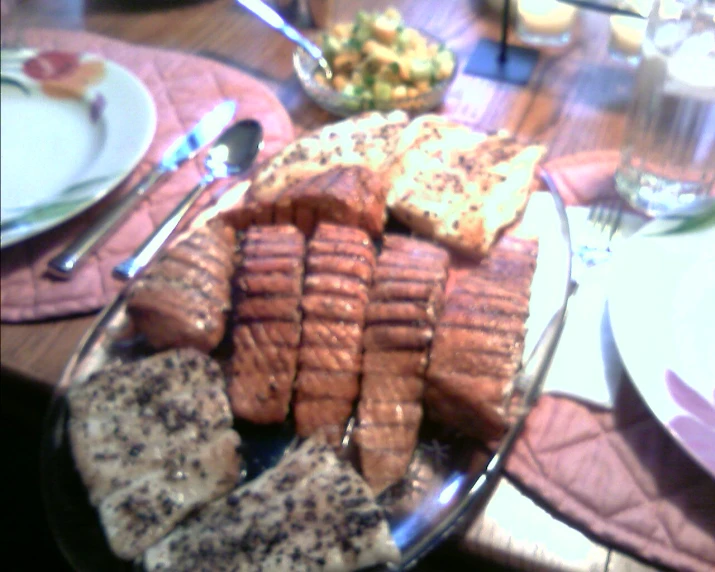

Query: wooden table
left=0, top=1, right=657, bottom=570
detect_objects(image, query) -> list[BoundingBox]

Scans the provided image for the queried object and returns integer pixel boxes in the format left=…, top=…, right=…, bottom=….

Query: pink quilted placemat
left=0, top=28, right=294, bottom=323
left=494, top=150, right=715, bottom=572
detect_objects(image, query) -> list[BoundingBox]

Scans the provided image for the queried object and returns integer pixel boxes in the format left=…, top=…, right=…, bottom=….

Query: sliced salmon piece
left=242, top=241, right=304, bottom=258
left=233, top=322, right=301, bottom=349
left=301, top=294, right=366, bottom=324
left=309, top=239, right=376, bottom=263
left=365, top=301, right=435, bottom=326
left=304, top=273, right=370, bottom=303
left=126, top=223, right=235, bottom=353
left=425, top=235, right=538, bottom=442
left=300, top=320, right=362, bottom=350
left=356, top=236, right=448, bottom=493
left=235, top=296, right=302, bottom=322
left=373, top=265, right=446, bottom=284
left=294, top=371, right=359, bottom=401
left=230, top=225, right=305, bottom=424
left=293, top=224, right=374, bottom=447
left=234, top=273, right=302, bottom=297
left=293, top=399, right=355, bottom=446
left=368, top=280, right=436, bottom=303
left=241, top=256, right=301, bottom=275
left=306, top=254, right=374, bottom=283
left=362, top=350, right=428, bottom=376
left=360, top=374, right=424, bottom=402
left=363, top=324, right=434, bottom=350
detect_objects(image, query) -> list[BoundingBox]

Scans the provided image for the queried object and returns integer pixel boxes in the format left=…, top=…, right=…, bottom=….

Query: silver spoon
left=234, top=0, right=333, bottom=80
left=113, top=118, right=263, bottom=281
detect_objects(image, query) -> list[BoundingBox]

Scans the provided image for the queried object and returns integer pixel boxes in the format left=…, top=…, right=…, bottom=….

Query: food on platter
left=294, top=223, right=375, bottom=447
left=314, top=7, right=456, bottom=105
left=67, top=348, right=243, bottom=560
left=223, top=112, right=541, bottom=258
left=386, top=116, right=546, bottom=258
left=425, top=236, right=538, bottom=441
left=229, top=225, right=306, bottom=424
left=126, top=220, right=236, bottom=352
left=226, top=110, right=409, bottom=236
left=63, top=110, right=551, bottom=567
left=355, top=235, right=449, bottom=493
left=143, top=437, right=401, bottom=572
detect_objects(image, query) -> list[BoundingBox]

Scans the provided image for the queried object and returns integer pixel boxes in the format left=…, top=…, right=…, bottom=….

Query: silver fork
left=570, top=198, right=624, bottom=293
left=577, top=198, right=624, bottom=267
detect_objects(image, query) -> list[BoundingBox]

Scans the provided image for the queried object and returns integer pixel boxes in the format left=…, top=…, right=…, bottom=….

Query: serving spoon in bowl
left=234, top=0, right=333, bottom=80
left=113, top=118, right=263, bottom=281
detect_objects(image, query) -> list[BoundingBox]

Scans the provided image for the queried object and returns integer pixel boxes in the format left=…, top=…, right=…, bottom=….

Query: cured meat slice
left=356, top=236, right=448, bottom=493
left=425, top=236, right=538, bottom=441
left=143, top=437, right=401, bottom=572
left=293, top=224, right=374, bottom=446
left=126, top=220, right=236, bottom=353
left=230, top=225, right=305, bottom=424
left=66, top=349, right=242, bottom=561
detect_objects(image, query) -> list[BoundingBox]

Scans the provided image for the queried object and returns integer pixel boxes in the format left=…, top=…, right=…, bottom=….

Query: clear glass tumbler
left=615, top=0, right=715, bottom=216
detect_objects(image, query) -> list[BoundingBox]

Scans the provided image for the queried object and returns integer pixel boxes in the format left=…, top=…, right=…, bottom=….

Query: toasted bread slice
left=386, top=118, right=545, bottom=258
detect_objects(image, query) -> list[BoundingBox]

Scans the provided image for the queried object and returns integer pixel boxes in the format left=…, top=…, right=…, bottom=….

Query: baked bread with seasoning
left=386, top=117, right=545, bottom=258
left=143, top=436, right=401, bottom=572
left=67, top=349, right=242, bottom=561
left=221, top=110, right=409, bottom=235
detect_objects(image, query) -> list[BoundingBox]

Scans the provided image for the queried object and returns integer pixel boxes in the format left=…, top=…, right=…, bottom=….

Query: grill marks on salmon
left=66, top=349, right=242, bottom=561
left=126, top=221, right=236, bottom=353
left=425, top=236, right=538, bottom=441
left=143, top=437, right=401, bottom=572
left=294, top=223, right=375, bottom=448
left=356, top=235, right=449, bottom=494
left=229, top=225, right=305, bottom=425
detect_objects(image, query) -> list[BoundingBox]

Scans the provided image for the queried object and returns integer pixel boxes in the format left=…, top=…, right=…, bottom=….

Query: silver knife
left=46, top=99, right=237, bottom=279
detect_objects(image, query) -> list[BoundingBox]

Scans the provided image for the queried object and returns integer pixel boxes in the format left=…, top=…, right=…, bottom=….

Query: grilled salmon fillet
left=355, top=235, right=449, bottom=494
left=293, top=223, right=375, bottom=448
left=229, top=225, right=306, bottom=424
left=425, top=236, right=538, bottom=441
left=67, top=348, right=242, bottom=561
left=143, top=437, right=401, bottom=572
left=126, top=219, right=236, bottom=353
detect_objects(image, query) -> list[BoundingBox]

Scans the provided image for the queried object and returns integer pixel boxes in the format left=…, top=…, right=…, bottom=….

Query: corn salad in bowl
left=294, top=7, right=457, bottom=116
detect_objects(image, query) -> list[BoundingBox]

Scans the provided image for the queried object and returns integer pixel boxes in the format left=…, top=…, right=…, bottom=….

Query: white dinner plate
left=608, top=217, right=715, bottom=478
left=0, top=50, right=156, bottom=248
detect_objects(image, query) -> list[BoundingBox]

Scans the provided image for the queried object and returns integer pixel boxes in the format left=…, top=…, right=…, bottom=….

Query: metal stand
left=464, top=0, right=539, bottom=85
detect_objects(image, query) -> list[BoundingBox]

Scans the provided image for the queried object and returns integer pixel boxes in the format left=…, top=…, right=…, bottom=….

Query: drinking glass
left=615, top=0, right=715, bottom=216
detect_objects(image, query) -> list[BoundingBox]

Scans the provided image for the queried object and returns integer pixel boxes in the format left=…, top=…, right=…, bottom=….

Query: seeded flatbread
left=386, top=116, right=545, bottom=258
left=248, top=110, right=409, bottom=204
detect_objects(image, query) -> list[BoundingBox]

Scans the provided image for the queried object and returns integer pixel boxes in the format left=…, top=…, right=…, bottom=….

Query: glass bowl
left=293, top=33, right=458, bottom=117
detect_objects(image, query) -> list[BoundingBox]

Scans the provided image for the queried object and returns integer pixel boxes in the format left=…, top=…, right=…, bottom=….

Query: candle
left=517, top=0, right=577, bottom=39
left=609, top=14, right=647, bottom=63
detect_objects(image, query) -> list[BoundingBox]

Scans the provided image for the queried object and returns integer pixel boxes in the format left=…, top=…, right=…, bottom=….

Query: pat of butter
left=609, top=15, right=647, bottom=56
left=517, top=0, right=577, bottom=36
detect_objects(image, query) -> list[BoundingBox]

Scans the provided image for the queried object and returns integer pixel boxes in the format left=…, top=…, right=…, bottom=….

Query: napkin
left=540, top=206, right=647, bottom=408
left=487, top=151, right=715, bottom=572
left=0, top=29, right=294, bottom=323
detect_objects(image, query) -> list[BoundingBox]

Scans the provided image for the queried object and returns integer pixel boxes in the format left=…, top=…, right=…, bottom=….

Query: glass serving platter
left=40, top=186, right=572, bottom=572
